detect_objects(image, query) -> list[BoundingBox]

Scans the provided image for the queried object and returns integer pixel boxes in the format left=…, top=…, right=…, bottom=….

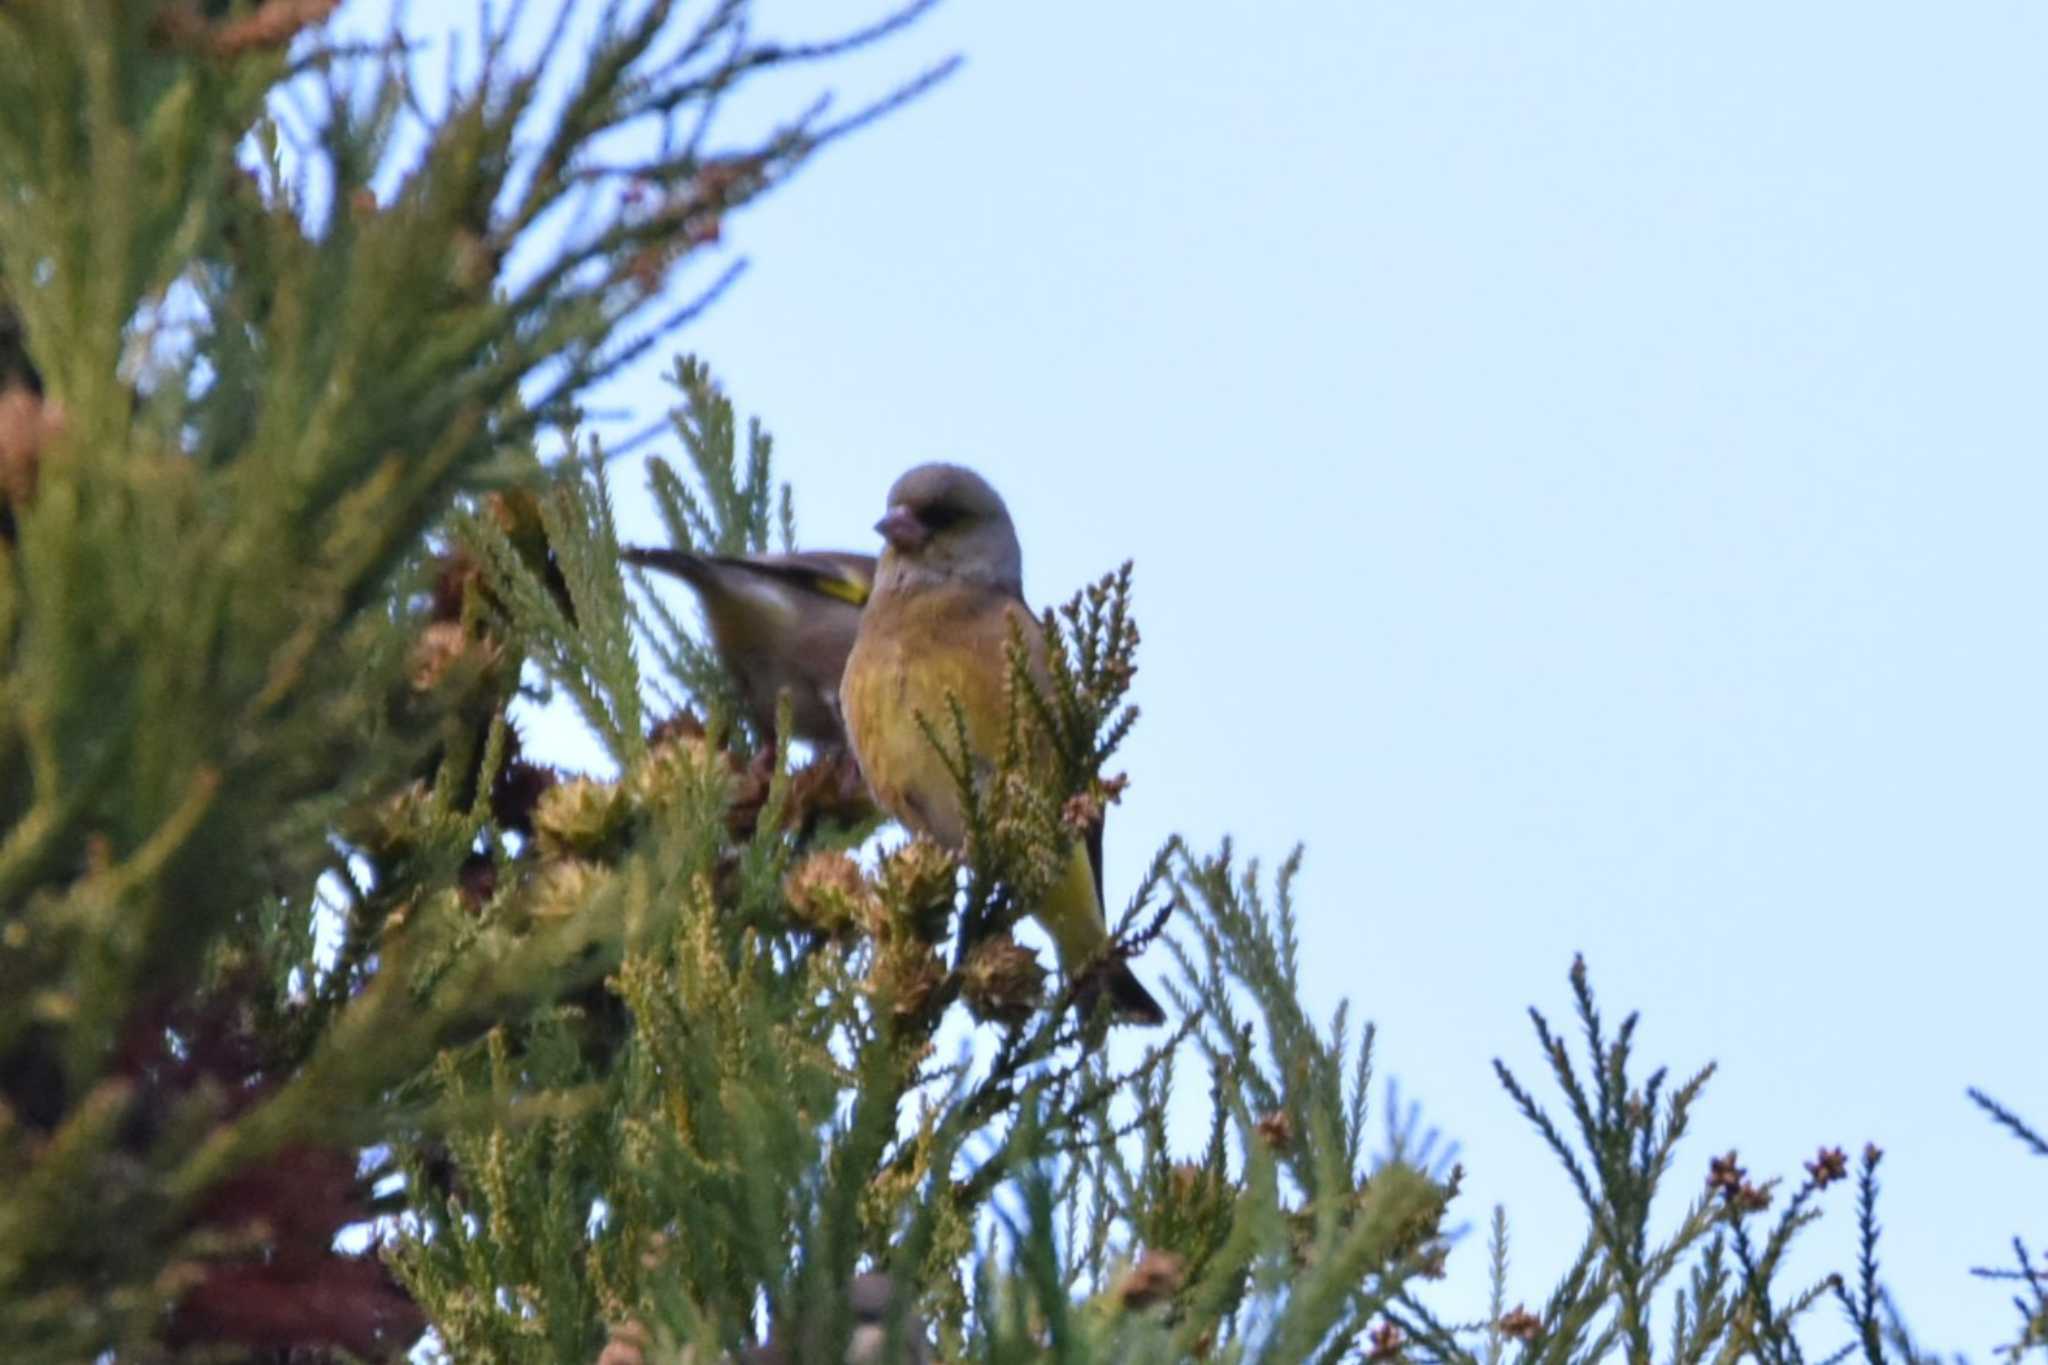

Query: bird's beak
left=874, top=504, right=928, bottom=552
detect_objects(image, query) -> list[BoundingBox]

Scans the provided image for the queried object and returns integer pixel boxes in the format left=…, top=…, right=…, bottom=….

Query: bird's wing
left=712, top=550, right=876, bottom=607
left=622, top=547, right=876, bottom=607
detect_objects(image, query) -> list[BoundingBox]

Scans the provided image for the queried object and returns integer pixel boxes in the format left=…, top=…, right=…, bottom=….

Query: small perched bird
left=839, top=464, right=1165, bottom=1026
left=813, top=1272, right=930, bottom=1365
left=598, top=1273, right=927, bottom=1365
left=624, top=546, right=875, bottom=750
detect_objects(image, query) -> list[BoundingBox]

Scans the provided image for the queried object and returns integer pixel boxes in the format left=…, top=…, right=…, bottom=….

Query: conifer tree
left=0, top=5, right=2027, bottom=1365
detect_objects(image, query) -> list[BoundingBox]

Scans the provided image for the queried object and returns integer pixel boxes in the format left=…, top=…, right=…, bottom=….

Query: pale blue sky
left=341, top=1, right=2046, bottom=1349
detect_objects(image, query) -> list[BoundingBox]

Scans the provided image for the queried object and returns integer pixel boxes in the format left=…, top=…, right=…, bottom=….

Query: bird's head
left=872, top=463, right=1023, bottom=594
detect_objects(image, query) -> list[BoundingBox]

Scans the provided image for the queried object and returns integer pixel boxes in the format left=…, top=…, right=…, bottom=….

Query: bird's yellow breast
left=840, top=586, right=1042, bottom=849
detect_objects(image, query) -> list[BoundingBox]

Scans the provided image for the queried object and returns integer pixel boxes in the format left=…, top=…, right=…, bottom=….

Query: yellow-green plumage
left=841, top=585, right=1029, bottom=845
left=840, top=464, right=1164, bottom=1025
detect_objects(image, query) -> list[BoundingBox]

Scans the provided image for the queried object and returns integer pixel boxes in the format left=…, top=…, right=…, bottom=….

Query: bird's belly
left=845, top=648, right=973, bottom=848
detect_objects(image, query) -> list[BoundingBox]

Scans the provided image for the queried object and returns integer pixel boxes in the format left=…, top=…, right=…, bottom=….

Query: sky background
left=337, top=1, right=2046, bottom=1349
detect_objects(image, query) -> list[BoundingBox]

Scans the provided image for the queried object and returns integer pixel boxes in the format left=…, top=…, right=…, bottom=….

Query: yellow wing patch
left=809, top=574, right=871, bottom=607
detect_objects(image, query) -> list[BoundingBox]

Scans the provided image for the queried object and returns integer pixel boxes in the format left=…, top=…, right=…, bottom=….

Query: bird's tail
left=1077, top=960, right=1167, bottom=1027
left=1041, top=843, right=1167, bottom=1027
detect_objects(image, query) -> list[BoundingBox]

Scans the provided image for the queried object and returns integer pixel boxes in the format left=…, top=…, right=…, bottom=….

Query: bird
left=838, top=463, right=1165, bottom=1026
left=623, top=545, right=875, bottom=751
left=598, top=1273, right=929, bottom=1365
left=826, top=1272, right=931, bottom=1365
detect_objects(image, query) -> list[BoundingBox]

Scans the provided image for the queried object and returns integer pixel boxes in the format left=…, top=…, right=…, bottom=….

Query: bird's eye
left=920, top=503, right=964, bottom=532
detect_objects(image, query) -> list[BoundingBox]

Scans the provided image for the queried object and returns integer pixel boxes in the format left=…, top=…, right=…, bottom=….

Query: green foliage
left=1372, top=965, right=1972, bottom=1365
left=0, top=1, right=950, bottom=1358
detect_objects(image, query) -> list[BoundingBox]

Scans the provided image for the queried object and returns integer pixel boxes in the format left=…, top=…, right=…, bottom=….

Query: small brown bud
left=627, top=729, right=725, bottom=812
left=878, top=839, right=958, bottom=942
left=1863, top=1142, right=1883, bottom=1168
left=1115, top=1250, right=1184, bottom=1310
left=1805, top=1146, right=1849, bottom=1189
left=692, top=157, right=760, bottom=203
left=1253, top=1109, right=1295, bottom=1152
left=407, top=622, right=465, bottom=691
left=777, top=749, right=878, bottom=836
left=1365, top=1319, right=1405, bottom=1362
left=533, top=777, right=625, bottom=859
left=865, top=937, right=945, bottom=1021
left=407, top=621, right=503, bottom=693
left=350, top=780, right=433, bottom=858
left=783, top=851, right=879, bottom=938
left=647, top=710, right=708, bottom=745
left=528, top=858, right=610, bottom=920
left=1060, top=790, right=1104, bottom=833
left=1706, top=1150, right=1746, bottom=1200
left=1497, top=1306, right=1542, bottom=1341
left=959, top=932, right=1046, bottom=1026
